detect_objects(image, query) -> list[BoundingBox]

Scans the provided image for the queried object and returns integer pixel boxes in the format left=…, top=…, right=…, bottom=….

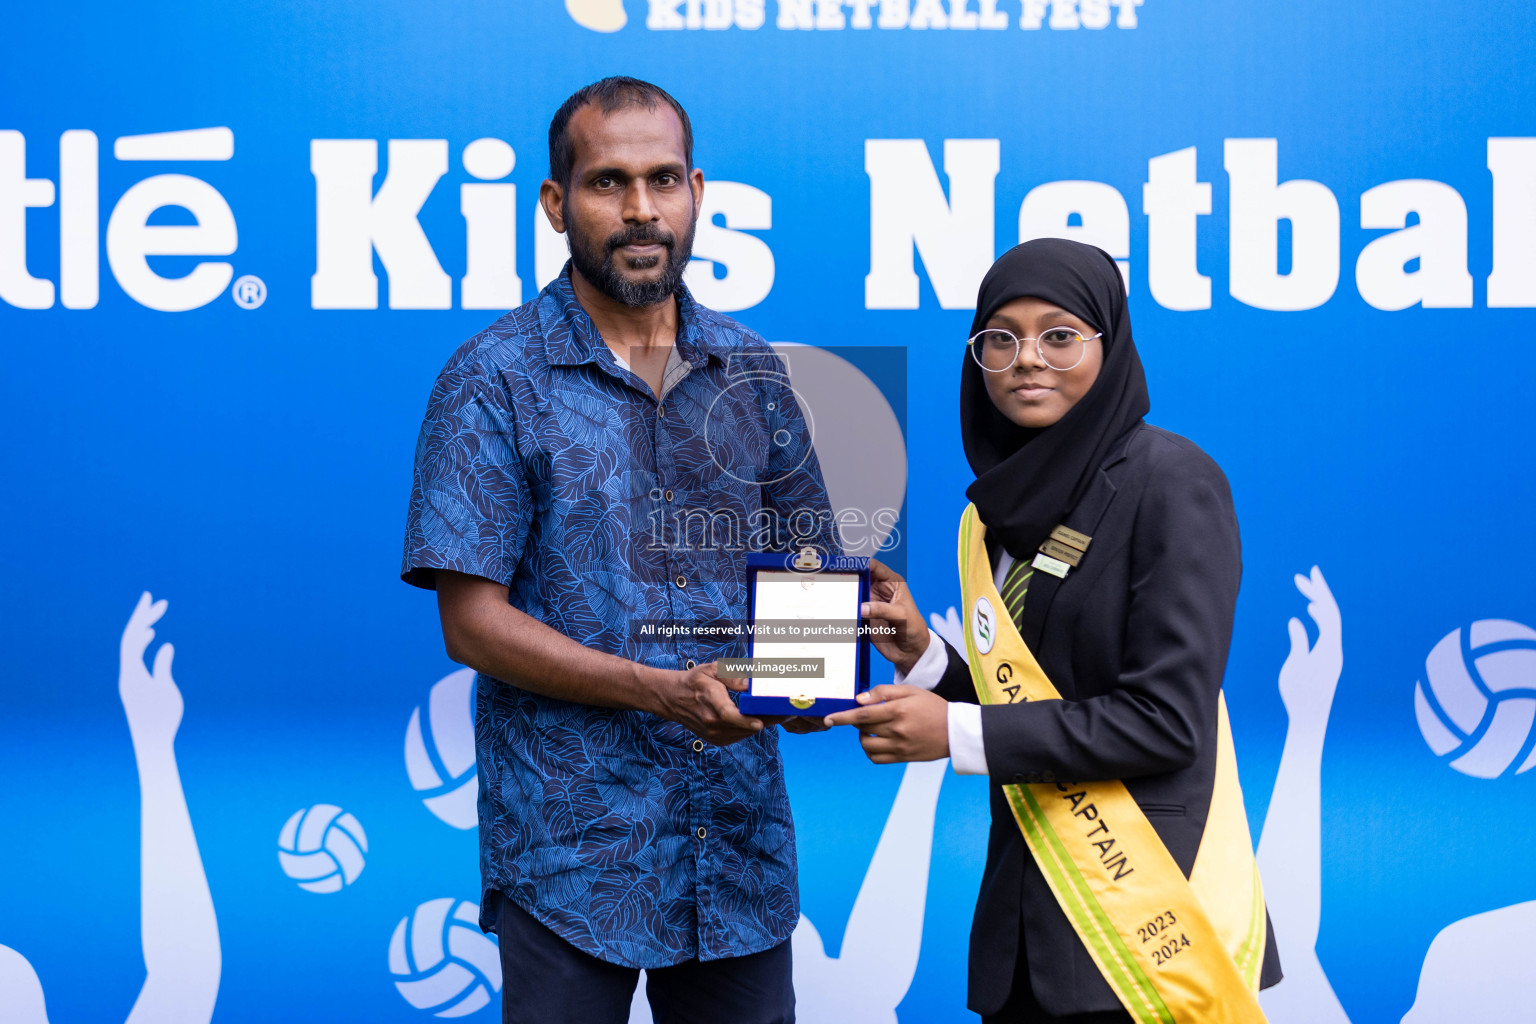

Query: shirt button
left=696, top=826, right=707, bottom=839
left=658, top=406, right=667, bottom=417
left=685, top=659, right=696, bottom=669
left=693, top=740, right=705, bottom=753
left=675, top=575, right=687, bottom=589
left=664, top=489, right=674, bottom=501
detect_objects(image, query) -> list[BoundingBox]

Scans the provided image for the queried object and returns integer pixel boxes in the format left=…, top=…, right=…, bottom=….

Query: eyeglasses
left=967, top=327, right=1103, bottom=373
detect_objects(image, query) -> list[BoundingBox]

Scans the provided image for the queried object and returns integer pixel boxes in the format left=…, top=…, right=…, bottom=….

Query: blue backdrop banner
left=3, top=2, right=1535, bottom=1022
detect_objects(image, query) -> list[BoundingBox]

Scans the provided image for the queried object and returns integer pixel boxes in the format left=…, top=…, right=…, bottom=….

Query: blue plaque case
left=736, top=550, right=872, bottom=716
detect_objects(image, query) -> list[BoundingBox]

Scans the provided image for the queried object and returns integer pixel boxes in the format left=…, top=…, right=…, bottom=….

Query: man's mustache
left=605, top=225, right=676, bottom=255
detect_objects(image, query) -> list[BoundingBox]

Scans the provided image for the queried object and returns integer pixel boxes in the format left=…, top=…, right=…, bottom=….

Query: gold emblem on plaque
left=790, top=695, right=816, bottom=710
left=792, top=546, right=823, bottom=571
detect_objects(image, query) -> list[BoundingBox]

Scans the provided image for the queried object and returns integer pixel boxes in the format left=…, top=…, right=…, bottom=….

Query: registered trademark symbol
left=232, top=274, right=266, bottom=310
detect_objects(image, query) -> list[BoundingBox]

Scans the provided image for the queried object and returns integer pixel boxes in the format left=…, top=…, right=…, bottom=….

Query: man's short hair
left=548, top=76, right=694, bottom=187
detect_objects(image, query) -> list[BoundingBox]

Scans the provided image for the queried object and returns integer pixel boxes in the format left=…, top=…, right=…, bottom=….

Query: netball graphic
left=404, top=667, right=479, bottom=830
left=1413, top=620, right=1536, bottom=779
left=277, top=805, right=369, bottom=893
left=389, top=899, right=503, bottom=1017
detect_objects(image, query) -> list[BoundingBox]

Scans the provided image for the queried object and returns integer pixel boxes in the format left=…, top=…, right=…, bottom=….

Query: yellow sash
left=957, top=504, right=1268, bottom=1024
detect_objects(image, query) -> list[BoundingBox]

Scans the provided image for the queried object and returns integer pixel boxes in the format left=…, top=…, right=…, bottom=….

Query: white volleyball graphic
left=406, top=667, right=479, bottom=829
left=1414, top=619, right=1536, bottom=779
left=389, top=898, right=502, bottom=1017
left=277, top=804, right=368, bottom=893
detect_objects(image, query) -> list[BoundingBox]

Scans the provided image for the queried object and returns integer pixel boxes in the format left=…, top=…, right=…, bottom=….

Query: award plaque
left=735, top=548, right=871, bottom=716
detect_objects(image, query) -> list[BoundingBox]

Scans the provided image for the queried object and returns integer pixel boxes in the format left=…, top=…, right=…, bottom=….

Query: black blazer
left=932, top=423, right=1283, bottom=1016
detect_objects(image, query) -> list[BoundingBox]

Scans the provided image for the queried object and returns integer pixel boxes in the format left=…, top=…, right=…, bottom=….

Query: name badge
left=1049, top=525, right=1093, bottom=551
left=1035, top=524, right=1090, bottom=578
left=1039, top=538, right=1084, bottom=567
left=1032, top=552, right=1072, bottom=578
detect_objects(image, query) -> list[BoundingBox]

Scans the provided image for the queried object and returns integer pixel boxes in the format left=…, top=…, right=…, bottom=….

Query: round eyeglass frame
left=967, top=327, right=1104, bottom=373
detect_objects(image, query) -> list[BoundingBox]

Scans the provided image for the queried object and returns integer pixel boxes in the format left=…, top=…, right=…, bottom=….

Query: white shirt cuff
left=947, top=703, right=989, bottom=775
left=894, top=628, right=948, bottom=690
left=891, top=629, right=989, bottom=776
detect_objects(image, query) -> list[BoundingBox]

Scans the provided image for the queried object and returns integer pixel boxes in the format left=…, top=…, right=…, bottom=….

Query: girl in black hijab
left=829, top=239, right=1282, bottom=1023
left=960, top=238, right=1149, bottom=562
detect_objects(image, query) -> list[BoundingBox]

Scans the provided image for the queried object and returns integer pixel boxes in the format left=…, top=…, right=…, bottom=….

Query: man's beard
left=566, top=207, right=696, bottom=308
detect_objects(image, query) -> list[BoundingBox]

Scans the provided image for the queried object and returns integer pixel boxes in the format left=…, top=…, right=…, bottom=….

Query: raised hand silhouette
left=1258, top=567, right=1350, bottom=1024
left=120, top=591, right=184, bottom=747
left=117, top=593, right=221, bottom=1024
left=781, top=611, right=963, bottom=1023
left=789, top=758, right=948, bottom=1024
left=1, top=594, right=221, bottom=1024
left=1277, top=567, right=1343, bottom=729
left=629, top=757, right=948, bottom=1024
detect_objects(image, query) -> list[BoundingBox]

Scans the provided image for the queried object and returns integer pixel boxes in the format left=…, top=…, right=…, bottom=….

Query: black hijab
left=961, top=237, right=1150, bottom=560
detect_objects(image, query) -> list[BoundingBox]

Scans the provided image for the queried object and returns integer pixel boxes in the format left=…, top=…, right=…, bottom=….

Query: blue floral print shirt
left=402, top=267, right=840, bottom=968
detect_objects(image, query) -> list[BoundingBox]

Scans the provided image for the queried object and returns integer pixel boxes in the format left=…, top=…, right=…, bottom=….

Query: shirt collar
left=542, top=262, right=718, bottom=369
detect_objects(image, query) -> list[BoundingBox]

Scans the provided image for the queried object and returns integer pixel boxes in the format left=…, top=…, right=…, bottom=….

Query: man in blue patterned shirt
left=402, top=77, right=838, bottom=1024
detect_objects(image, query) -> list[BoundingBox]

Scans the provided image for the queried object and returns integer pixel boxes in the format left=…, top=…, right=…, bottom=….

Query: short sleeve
left=401, top=365, right=531, bottom=590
